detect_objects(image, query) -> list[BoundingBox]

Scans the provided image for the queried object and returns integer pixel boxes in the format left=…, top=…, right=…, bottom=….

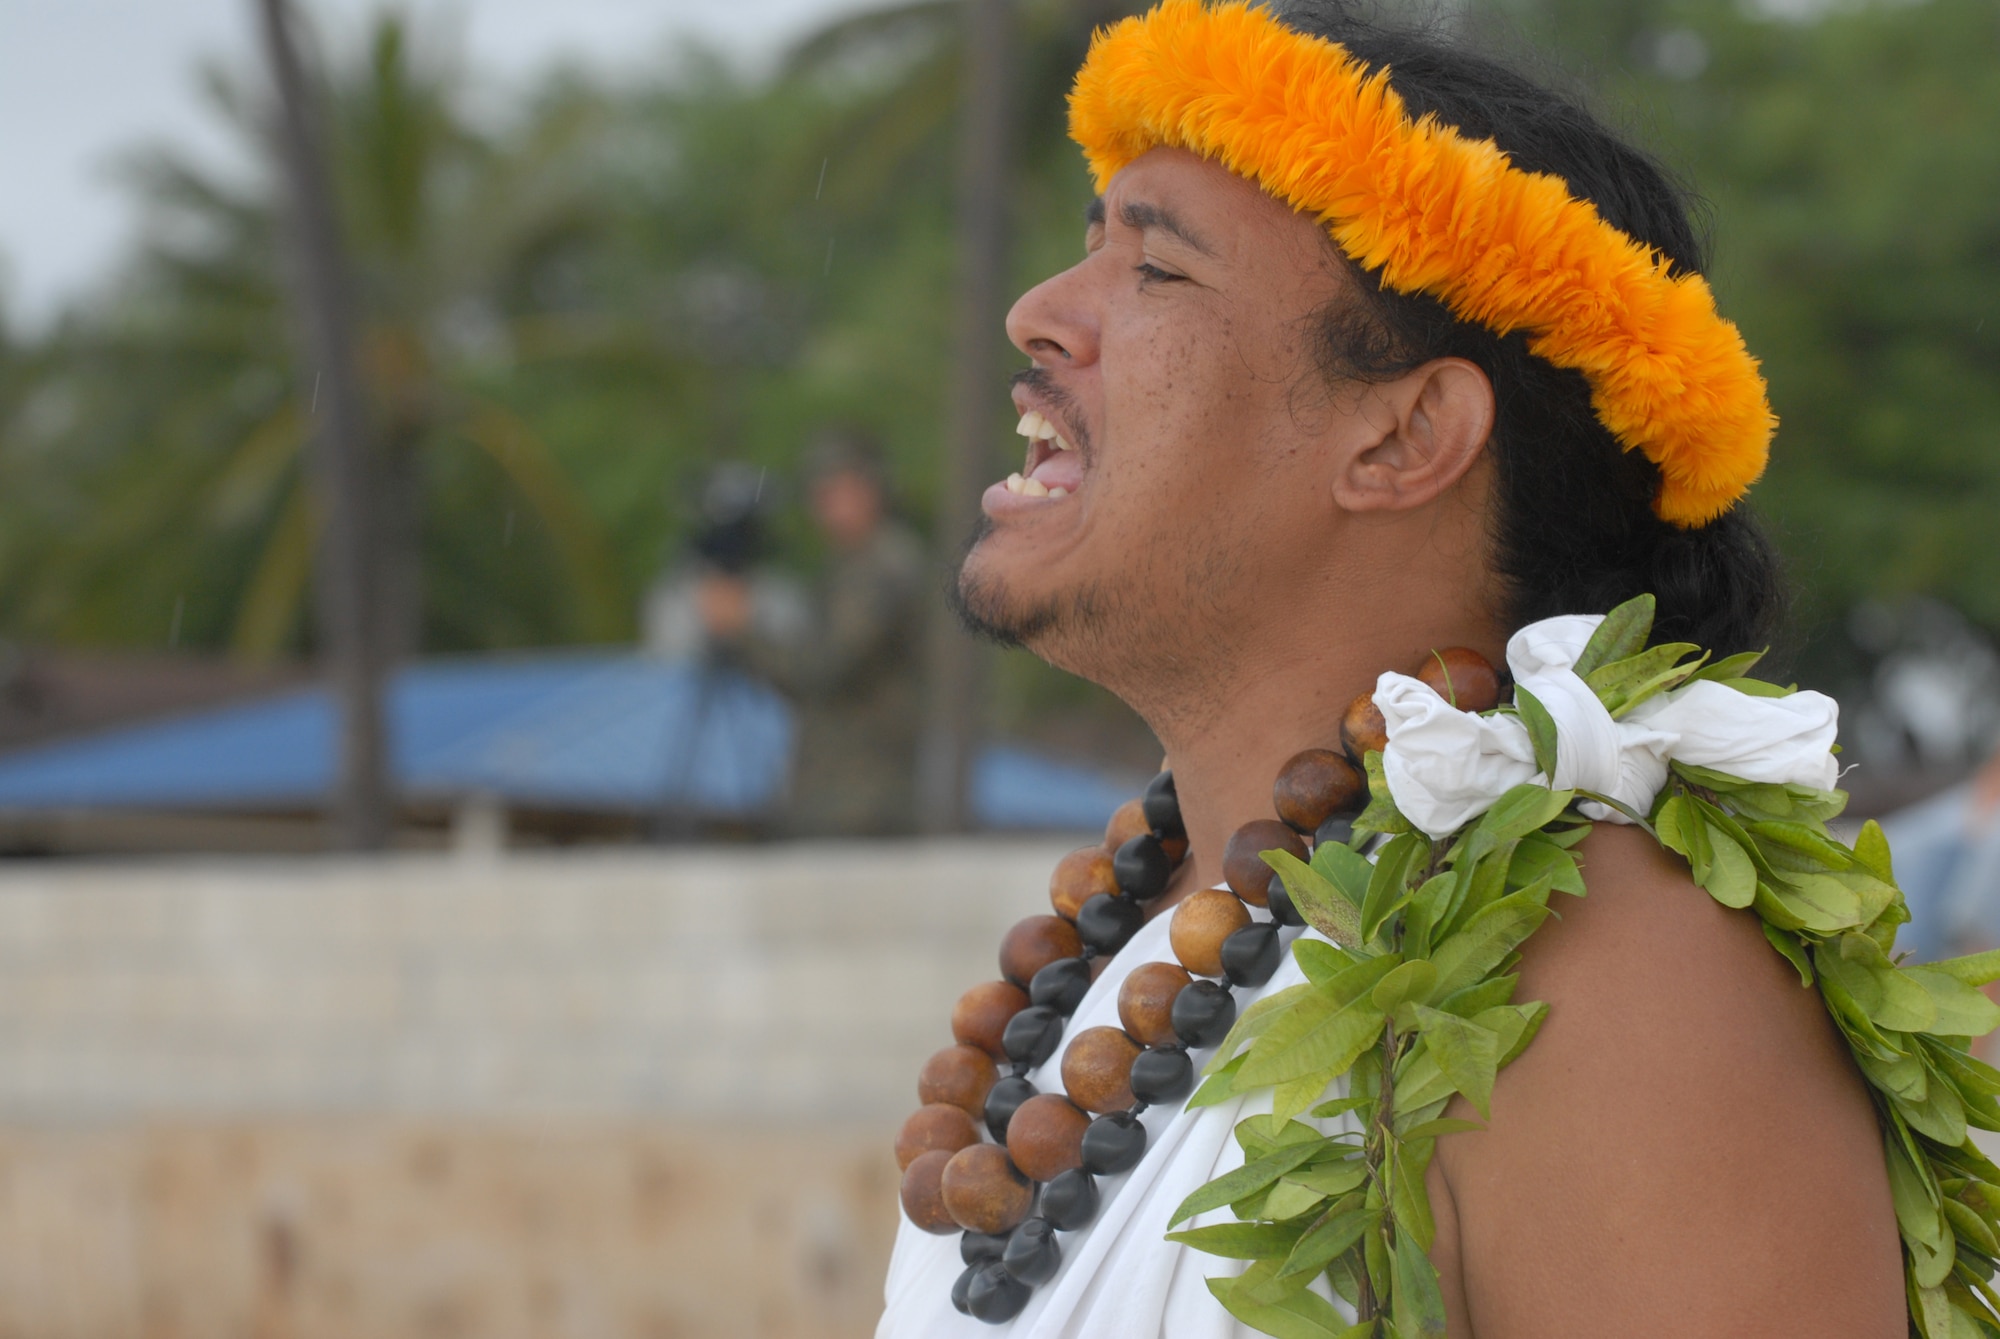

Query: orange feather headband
left=1067, top=0, right=1774, bottom=527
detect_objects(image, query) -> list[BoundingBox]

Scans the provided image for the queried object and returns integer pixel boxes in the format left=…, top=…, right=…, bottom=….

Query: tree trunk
left=254, top=0, right=394, bottom=850
left=919, top=0, right=1018, bottom=833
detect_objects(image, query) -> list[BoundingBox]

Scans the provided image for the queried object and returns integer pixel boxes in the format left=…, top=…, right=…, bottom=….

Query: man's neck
left=1143, top=591, right=1505, bottom=906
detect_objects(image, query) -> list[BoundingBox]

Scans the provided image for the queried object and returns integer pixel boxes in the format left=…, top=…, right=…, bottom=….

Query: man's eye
left=1135, top=262, right=1185, bottom=284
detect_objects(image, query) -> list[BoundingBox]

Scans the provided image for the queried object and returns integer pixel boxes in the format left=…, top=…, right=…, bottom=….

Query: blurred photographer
left=695, top=432, right=925, bottom=837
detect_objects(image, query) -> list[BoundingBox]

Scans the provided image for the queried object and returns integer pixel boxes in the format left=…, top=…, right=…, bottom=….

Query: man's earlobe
left=1332, top=358, right=1495, bottom=513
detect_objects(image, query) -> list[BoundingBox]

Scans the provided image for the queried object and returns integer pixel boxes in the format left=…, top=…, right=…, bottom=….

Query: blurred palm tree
left=6, top=13, right=632, bottom=660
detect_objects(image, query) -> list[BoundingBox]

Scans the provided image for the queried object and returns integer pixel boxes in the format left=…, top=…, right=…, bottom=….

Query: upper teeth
left=1015, top=411, right=1073, bottom=452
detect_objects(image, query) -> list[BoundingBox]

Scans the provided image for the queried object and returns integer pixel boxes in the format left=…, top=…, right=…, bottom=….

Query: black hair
left=1276, top=1, right=1787, bottom=656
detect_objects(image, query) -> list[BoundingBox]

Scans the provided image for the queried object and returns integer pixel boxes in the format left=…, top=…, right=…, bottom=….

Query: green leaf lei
left=1168, top=595, right=2000, bottom=1339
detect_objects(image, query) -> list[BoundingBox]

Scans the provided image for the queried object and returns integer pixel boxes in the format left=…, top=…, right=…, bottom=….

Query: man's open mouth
left=1002, top=410, right=1084, bottom=499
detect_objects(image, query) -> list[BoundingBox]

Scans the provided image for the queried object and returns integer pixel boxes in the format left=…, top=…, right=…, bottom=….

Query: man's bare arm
left=1429, top=823, right=1905, bottom=1338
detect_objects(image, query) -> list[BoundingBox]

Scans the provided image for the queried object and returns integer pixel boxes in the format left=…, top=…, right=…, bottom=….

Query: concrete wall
left=0, top=840, right=1078, bottom=1339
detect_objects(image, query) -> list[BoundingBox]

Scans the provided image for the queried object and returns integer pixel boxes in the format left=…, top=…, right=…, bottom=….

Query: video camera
left=691, top=462, right=772, bottom=576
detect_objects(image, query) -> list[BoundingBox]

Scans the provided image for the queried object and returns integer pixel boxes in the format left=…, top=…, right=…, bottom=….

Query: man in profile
left=877, top=0, right=1906, bottom=1334
left=700, top=432, right=926, bottom=836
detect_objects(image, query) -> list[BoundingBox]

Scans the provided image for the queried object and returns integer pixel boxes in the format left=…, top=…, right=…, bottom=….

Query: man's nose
left=1005, top=267, right=1099, bottom=368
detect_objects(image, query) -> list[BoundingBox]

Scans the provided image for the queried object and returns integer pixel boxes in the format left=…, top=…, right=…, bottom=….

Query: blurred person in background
left=1883, top=746, right=2000, bottom=1020
left=697, top=432, right=926, bottom=837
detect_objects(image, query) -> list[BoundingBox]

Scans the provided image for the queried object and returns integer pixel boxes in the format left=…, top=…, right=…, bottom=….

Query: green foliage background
left=0, top=0, right=1995, bottom=699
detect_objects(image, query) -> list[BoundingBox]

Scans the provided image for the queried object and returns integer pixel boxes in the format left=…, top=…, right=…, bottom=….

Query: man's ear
left=1331, top=358, right=1495, bottom=513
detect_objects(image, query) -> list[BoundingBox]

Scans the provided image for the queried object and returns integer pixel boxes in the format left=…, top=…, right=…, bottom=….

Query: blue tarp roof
left=0, top=652, right=1132, bottom=831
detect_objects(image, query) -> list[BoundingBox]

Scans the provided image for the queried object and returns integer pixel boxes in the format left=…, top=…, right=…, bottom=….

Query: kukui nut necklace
left=893, top=647, right=1502, bottom=1324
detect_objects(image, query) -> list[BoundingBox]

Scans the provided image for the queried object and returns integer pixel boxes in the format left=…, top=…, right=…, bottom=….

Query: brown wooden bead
left=1104, top=798, right=1150, bottom=851
left=896, top=1103, right=981, bottom=1171
left=1049, top=845, right=1118, bottom=920
left=1273, top=748, right=1368, bottom=835
left=1162, top=834, right=1190, bottom=864
left=1171, top=888, right=1253, bottom=978
left=1118, top=961, right=1194, bottom=1047
left=1417, top=646, right=1502, bottom=712
left=900, top=1148, right=959, bottom=1234
left=952, top=980, right=1029, bottom=1059
left=1341, top=691, right=1390, bottom=761
left=917, top=1044, right=998, bottom=1117
left=1005, top=1093, right=1091, bottom=1182
left=940, top=1143, right=1033, bottom=1234
left=999, top=915, right=1084, bottom=988
left=1223, top=819, right=1307, bottom=904
left=1060, top=1025, right=1142, bottom=1114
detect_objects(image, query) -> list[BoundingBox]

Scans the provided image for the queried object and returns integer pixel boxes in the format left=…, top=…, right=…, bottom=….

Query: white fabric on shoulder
left=1377, top=613, right=1840, bottom=839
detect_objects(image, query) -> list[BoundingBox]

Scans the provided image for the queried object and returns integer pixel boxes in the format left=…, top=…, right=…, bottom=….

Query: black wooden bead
left=961, top=1229, right=1011, bottom=1265
left=1171, top=979, right=1237, bottom=1048
left=1265, top=871, right=1305, bottom=928
left=1129, top=1046, right=1195, bottom=1105
left=967, top=1262, right=1033, bottom=1323
left=1112, top=834, right=1172, bottom=900
left=952, top=1263, right=977, bottom=1315
left=1002, top=1216, right=1063, bottom=1285
left=1041, top=1168, right=1100, bottom=1231
left=1315, top=813, right=1356, bottom=848
left=1142, top=771, right=1184, bottom=840
left=1079, top=1111, right=1148, bottom=1176
left=1076, top=893, right=1144, bottom=954
left=983, top=1074, right=1038, bottom=1142
left=1029, top=957, right=1093, bottom=1016
left=1001, top=1005, right=1065, bottom=1069
left=1221, top=922, right=1282, bottom=989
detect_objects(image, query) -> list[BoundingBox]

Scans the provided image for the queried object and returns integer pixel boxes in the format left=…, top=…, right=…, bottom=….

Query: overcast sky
left=0, top=0, right=877, bottom=330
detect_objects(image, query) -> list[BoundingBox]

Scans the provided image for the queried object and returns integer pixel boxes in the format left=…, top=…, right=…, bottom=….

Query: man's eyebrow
left=1086, top=197, right=1106, bottom=227
left=1117, top=199, right=1215, bottom=257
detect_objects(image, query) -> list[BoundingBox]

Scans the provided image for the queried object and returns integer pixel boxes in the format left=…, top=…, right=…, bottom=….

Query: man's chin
left=949, top=519, right=1069, bottom=650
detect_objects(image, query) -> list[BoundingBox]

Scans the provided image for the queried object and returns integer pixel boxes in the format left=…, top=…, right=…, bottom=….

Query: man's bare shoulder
left=1430, top=822, right=1905, bottom=1338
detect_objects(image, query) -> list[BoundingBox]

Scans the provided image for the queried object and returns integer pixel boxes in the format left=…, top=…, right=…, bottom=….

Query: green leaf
left=1721, top=676, right=1794, bottom=698
left=1286, top=1159, right=1370, bottom=1198
left=1477, top=784, right=1576, bottom=842
left=1411, top=1003, right=1502, bottom=1118
left=1392, top=1222, right=1450, bottom=1339
left=1204, top=1273, right=1360, bottom=1339
left=1165, top=1221, right=1308, bottom=1258
left=1817, top=934, right=1938, bottom=1033
left=1292, top=939, right=1356, bottom=986
left=1189, top=1051, right=1250, bottom=1109
left=1689, top=648, right=1768, bottom=683
left=1762, top=923, right=1814, bottom=987
left=1277, top=1205, right=1375, bottom=1279
left=1208, top=984, right=1313, bottom=1073
left=1262, top=1178, right=1332, bottom=1222
left=1747, top=819, right=1853, bottom=870
left=1356, top=751, right=1413, bottom=836
left=1436, top=972, right=1519, bottom=1019
left=1239, top=994, right=1388, bottom=1089
left=1932, top=948, right=2000, bottom=990
left=1427, top=886, right=1553, bottom=999
left=1853, top=818, right=1897, bottom=885
left=1388, top=1136, right=1438, bottom=1252
left=1170, top=1141, right=1325, bottom=1228
left=1371, top=958, right=1439, bottom=1012
left=1398, top=1117, right=1486, bottom=1139
left=1586, top=642, right=1705, bottom=717
left=1507, top=836, right=1586, bottom=896
left=1513, top=683, right=1560, bottom=779
left=1906, top=967, right=2000, bottom=1039
left=1703, top=826, right=1758, bottom=908
left=1310, top=838, right=1375, bottom=908
left=1362, top=834, right=1426, bottom=944
left=1887, top=1129, right=1946, bottom=1250
left=1264, top=849, right=1364, bottom=948
left=1572, top=594, right=1654, bottom=678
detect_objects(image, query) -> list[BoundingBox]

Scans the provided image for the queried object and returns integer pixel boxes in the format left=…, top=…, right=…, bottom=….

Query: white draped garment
left=876, top=905, right=1354, bottom=1339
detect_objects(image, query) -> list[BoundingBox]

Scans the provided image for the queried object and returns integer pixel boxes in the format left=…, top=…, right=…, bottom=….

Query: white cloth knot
left=1375, top=614, right=1842, bottom=839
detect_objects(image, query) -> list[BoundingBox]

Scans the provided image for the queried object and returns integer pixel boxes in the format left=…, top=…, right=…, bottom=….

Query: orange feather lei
left=1067, top=0, right=1774, bottom=527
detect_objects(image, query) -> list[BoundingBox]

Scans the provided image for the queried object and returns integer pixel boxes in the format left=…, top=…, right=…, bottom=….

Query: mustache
left=1010, top=367, right=1092, bottom=456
